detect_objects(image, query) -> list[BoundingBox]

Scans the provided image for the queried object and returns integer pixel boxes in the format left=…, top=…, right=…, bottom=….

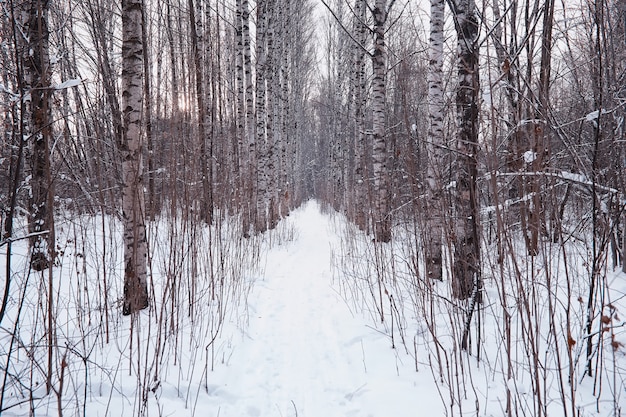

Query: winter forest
left=1, top=0, right=626, bottom=415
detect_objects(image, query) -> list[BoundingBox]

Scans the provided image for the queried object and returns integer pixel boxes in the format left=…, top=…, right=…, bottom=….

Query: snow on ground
left=4, top=201, right=625, bottom=416
left=1, top=201, right=439, bottom=417
left=199, top=201, right=440, bottom=416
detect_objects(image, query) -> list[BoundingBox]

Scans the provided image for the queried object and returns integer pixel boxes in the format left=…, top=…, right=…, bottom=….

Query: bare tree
left=371, top=0, right=394, bottom=242
left=265, top=0, right=279, bottom=228
left=449, top=0, right=480, bottom=300
left=189, top=0, right=213, bottom=224
left=424, top=0, right=445, bottom=280
left=243, top=0, right=256, bottom=234
left=235, top=0, right=245, bottom=212
left=121, top=0, right=149, bottom=315
left=351, top=0, right=368, bottom=230
left=255, top=0, right=269, bottom=233
left=18, top=0, right=55, bottom=271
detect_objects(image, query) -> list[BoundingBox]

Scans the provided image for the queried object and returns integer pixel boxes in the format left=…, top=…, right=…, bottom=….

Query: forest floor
left=200, top=201, right=440, bottom=417
left=2, top=201, right=625, bottom=416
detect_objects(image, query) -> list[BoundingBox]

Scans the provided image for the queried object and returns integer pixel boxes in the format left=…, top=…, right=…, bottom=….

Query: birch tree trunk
left=235, top=0, right=245, bottom=210
left=255, top=0, right=268, bottom=233
left=279, top=0, right=291, bottom=215
left=352, top=0, right=367, bottom=231
left=371, top=0, right=391, bottom=242
left=20, top=0, right=54, bottom=271
left=121, top=0, right=149, bottom=315
left=243, top=0, right=256, bottom=235
left=450, top=0, right=480, bottom=299
left=189, top=0, right=213, bottom=224
left=265, top=0, right=278, bottom=228
left=425, top=0, right=445, bottom=280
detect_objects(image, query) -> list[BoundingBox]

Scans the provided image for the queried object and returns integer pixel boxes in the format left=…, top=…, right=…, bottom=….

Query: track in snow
left=204, top=202, right=428, bottom=417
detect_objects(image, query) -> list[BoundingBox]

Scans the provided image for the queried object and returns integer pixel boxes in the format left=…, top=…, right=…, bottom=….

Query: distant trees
left=249, top=0, right=315, bottom=233
left=316, top=0, right=625, bottom=305
left=319, top=0, right=397, bottom=242
left=0, top=0, right=619, bottom=315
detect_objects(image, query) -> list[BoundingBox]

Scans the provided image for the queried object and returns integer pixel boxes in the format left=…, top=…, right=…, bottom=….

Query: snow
left=0, top=203, right=441, bottom=417
left=207, top=203, right=435, bottom=417
left=54, top=78, right=82, bottom=90
left=2, top=201, right=626, bottom=416
left=523, top=150, right=536, bottom=164
left=585, top=108, right=609, bottom=121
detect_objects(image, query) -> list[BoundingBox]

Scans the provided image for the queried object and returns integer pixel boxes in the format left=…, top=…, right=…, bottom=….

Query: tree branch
left=320, top=0, right=373, bottom=58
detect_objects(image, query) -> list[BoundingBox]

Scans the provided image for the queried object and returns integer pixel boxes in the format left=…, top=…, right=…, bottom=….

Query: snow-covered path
left=204, top=202, right=429, bottom=417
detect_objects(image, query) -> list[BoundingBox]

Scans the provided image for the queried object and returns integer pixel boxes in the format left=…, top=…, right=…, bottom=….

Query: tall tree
left=255, top=0, right=269, bottom=233
left=527, top=0, right=554, bottom=255
left=14, top=0, right=56, bottom=392
left=351, top=0, right=368, bottom=230
left=425, top=0, right=445, bottom=280
left=235, top=0, right=245, bottom=211
left=189, top=0, right=213, bottom=224
left=450, top=0, right=480, bottom=299
left=20, top=0, right=55, bottom=271
left=265, top=0, right=278, bottom=228
left=243, top=0, right=256, bottom=234
left=121, top=0, right=149, bottom=315
left=371, top=0, right=394, bottom=242
left=142, top=0, right=157, bottom=219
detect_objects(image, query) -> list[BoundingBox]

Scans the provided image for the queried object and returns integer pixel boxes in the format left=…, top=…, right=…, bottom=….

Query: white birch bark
left=121, top=0, right=149, bottom=315
left=235, top=0, right=245, bottom=207
left=255, top=0, right=268, bottom=232
left=371, top=0, right=391, bottom=242
left=279, top=0, right=291, bottom=215
left=352, top=0, right=367, bottom=230
left=242, top=0, right=256, bottom=234
left=425, top=0, right=445, bottom=280
left=265, top=0, right=278, bottom=228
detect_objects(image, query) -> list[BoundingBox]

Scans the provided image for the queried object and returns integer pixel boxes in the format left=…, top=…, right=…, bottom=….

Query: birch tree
left=371, top=0, right=394, bottom=242
left=425, top=0, right=445, bottom=280
left=189, top=0, right=213, bottom=224
left=121, top=0, right=149, bottom=315
left=243, top=0, right=255, bottom=234
left=255, top=0, right=269, bottom=233
left=235, top=0, right=245, bottom=210
left=351, top=0, right=368, bottom=230
left=265, top=0, right=278, bottom=228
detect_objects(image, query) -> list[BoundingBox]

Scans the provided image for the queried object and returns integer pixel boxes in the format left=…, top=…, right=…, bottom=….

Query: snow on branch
left=489, top=170, right=619, bottom=195
left=481, top=170, right=621, bottom=215
left=53, top=78, right=83, bottom=90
